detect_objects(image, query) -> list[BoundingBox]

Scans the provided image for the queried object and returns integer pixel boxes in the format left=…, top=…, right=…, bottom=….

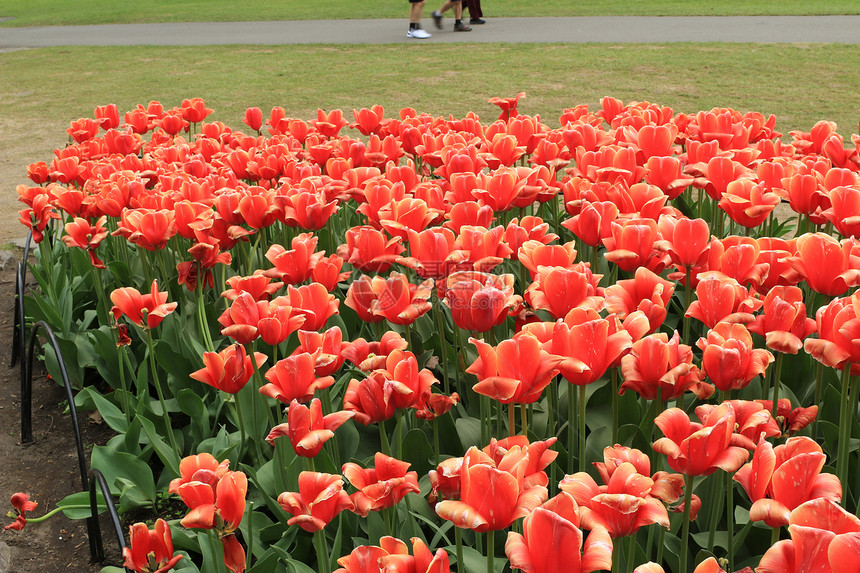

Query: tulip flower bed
left=9, top=95, right=860, bottom=573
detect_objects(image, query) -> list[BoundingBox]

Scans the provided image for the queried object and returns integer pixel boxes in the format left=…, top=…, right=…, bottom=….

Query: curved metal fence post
left=89, top=469, right=132, bottom=571
left=12, top=230, right=32, bottom=370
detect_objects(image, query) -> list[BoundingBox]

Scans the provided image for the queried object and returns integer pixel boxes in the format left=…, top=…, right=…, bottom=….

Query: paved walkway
left=1, top=15, right=860, bottom=48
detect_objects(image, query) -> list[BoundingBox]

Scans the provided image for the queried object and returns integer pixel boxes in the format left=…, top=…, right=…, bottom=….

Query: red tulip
left=562, top=200, right=619, bottom=248
left=747, top=286, right=816, bottom=354
left=291, top=327, right=347, bottom=377
left=652, top=402, right=749, bottom=476
left=453, top=225, right=513, bottom=272
left=338, top=225, right=405, bottom=273
left=734, top=436, right=842, bottom=528
left=718, top=178, right=780, bottom=228
left=758, top=499, right=860, bottom=573
left=369, top=273, right=434, bottom=326
left=342, top=452, right=421, bottom=517
left=435, top=445, right=548, bottom=531
left=222, top=273, right=283, bottom=302
left=754, top=398, right=818, bottom=437
left=278, top=471, right=355, bottom=532
left=604, top=267, right=674, bottom=334
left=505, top=492, right=613, bottom=573
left=414, top=390, right=460, bottom=420
left=467, top=334, right=562, bottom=404
left=526, top=263, right=604, bottom=319
left=266, top=398, right=354, bottom=457
left=190, top=344, right=267, bottom=394
left=63, top=215, right=109, bottom=269
left=518, top=240, right=578, bottom=279
left=398, top=227, right=468, bottom=280
left=285, top=283, right=340, bottom=332
left=619, top=332, right=711, bottom=402
left=342, top=370, right=397, bottom=425
left=685, top=271, right=761, bottom=329
left=261, top=352, right=335, bottom=404
left=4, top=493, right=37, bottom=531
left=110, top=280, right=178, bottom=330
left=335, top=536, right=451, bottom=573
left=784, top=232, right=860, bottom=297
left=218, top=293, right=305, bottom=345
left=695, top=400, right=779, bottom=447
left=312, top=253, right=351, bottom=291
left=113, top=208, right=177, bottom=251
left=263, top=233, right=324, bottom=285
left=342, top=331, right=408, bottom=372
left=560, top=462, right=669, bottom=538
left=698, top=322, right=774, bottom=392
left=345, top=275, right=385, bottom=324
left=655, top=215, right=712, bottom=270
left=123, top=519, right=183, bottom=573
left=603, top=217, right=669, bottom=274
left=443, top=272, right=519, bottom=333
left=488, top=92, right=526, bottom=120
left=168, top=453, right=230, bottom=495
left=804, top=292, right=860, bottom=373
left=482, top=436, right=558, bottom=489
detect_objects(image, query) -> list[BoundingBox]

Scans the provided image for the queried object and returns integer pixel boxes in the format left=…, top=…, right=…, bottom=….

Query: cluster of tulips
left=9, top=94, right=860, bottom=573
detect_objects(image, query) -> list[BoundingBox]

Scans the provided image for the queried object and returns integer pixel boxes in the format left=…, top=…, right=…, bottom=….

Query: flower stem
left=434, top=301, right=450, bottom=395
left=838, top=364, right=852, bottom=501
left=726, top=470, right=735, bottom=571
left=147, top=331, right=180, bottom=455
left=486, top=530, right=495, bottom=573
left=520, top=403, right=528, bottom=439
left=314, top=530, right=329, bottom=573
left=578, top=385, right=587, bottom=473
left=508, top=402, right=516, bottom=437
left=455, top=526, right=464, bottom=572
left=679, top=474, right=694, bottom=573
left=771, top=352, right=784, bottom=420
left=611, top=367, right=619, bottom=445
left=568, top=383, right=576, bottom=474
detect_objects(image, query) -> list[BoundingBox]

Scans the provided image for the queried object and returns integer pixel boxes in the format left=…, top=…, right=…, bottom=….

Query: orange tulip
left=561, top=200, right=619, bottom=248
left=63, top=215, right=109, bottom=269
left=342, top=331, right=408, bottom=372
left=338, top=225, right=404, bottom=273
left=518, top=240, right=578, bottom=279
left=604, top=267, right=674, bottom=334
left=285, top=283, right=340, bottom=332
left=278, top=471, right=355, bottom=532
left=747, top=286, right=816, bottom=354
left=602, top=218, right=669, bottom=274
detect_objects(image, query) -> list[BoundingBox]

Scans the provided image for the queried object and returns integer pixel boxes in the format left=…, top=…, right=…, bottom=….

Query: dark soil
left=0, top=248, right=121, bottom=572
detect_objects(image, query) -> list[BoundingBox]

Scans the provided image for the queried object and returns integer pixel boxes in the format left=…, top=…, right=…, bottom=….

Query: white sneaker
left=407, top=28, right=432, bottom=39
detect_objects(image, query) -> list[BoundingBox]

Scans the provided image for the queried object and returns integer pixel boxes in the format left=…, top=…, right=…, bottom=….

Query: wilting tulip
left=278, top=472, right=355, bottom=532
left=435, top=445, right=547, bottom=531
left=698, top=322, right=774, bottom=393
left=733, top=436, right=842, bottom=528
left=222, top=273, right=283, bottom=302
left=505, top=492, right=613, bottom=573
left=467, top=334, right=562, bottom=404
left=482, top=436, right=558, bottom=489
left=123, top=519, right=183, bottom=573
left=652, top=402, right=749, bottom=476
left=414, top=390, right=459, bottom=420
left=266, top=399, right=354, bottom=457
left=719, top=178, right=780, bottom=228
left=113, top=208, right=177, bottom=251
left=754, top=399, right=818, bottom=436
left=190, top=344, right=267, bottom=394
left=757, top=499, right=860, bottom=573
left=63, top=215, right=109, bottom=269
left=4, top=493, right=37, bottom=531
left=292, top=327, right=347, bottom=377
left=261, top=352, right=335, bottom=404
left=342, top=452, right=421, bottom=517
left=560, top=462, right=670, bottom=538
left=110, top=280, right=178, bottom=330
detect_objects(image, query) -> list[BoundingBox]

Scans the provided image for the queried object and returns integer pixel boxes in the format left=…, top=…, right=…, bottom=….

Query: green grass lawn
left=1, top=0, right=858, bottom=27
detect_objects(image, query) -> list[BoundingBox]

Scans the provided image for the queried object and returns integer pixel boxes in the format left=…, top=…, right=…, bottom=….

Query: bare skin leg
left=410, top=0, right=425, bottom=23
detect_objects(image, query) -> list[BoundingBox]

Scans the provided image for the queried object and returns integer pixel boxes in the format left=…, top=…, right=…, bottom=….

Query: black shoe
left=454, top=21, right=472, bottom=31
left=432, top=11, right=443, bottom=29
left=469, top=18, right=486, bottom=24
